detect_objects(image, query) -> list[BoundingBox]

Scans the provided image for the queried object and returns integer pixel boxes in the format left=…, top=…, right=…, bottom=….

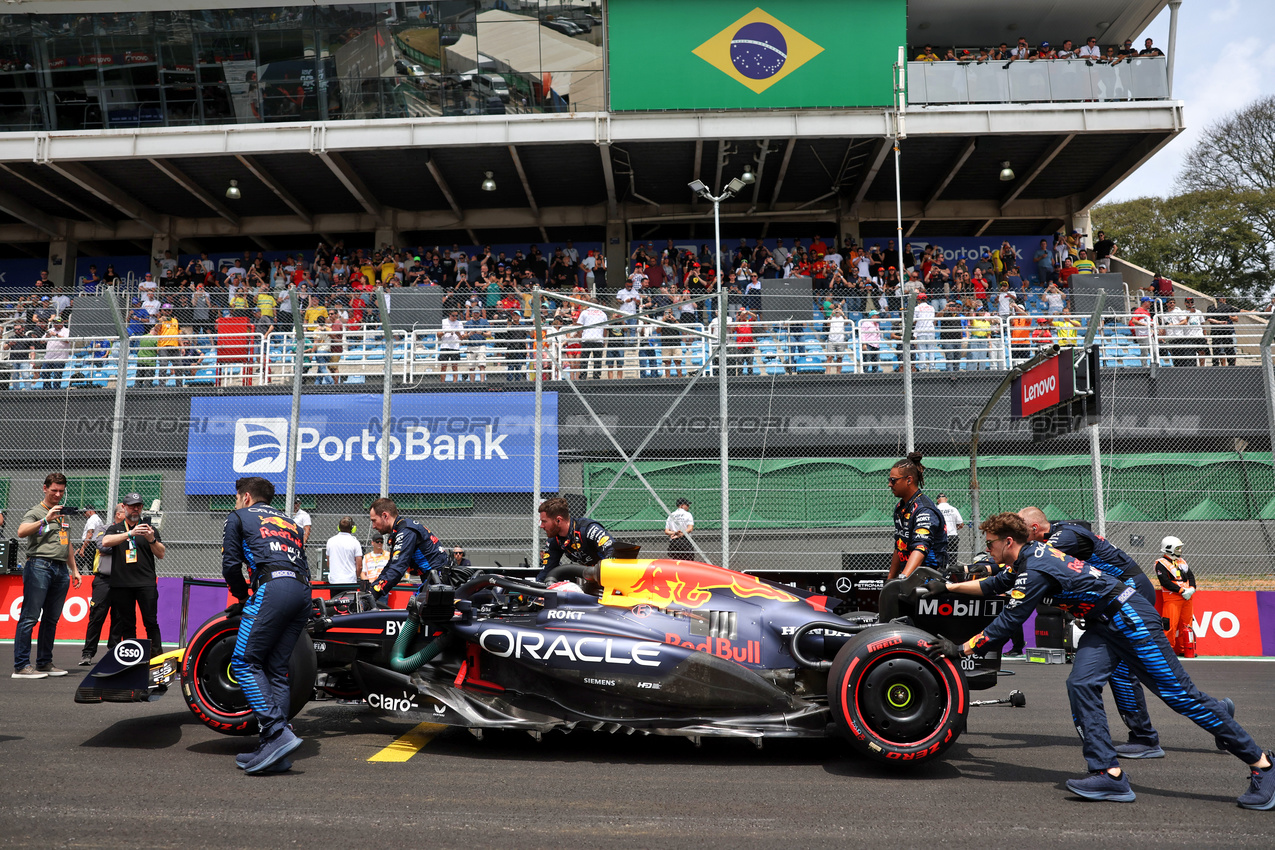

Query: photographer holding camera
left=97, top=493, right=165, bottom=658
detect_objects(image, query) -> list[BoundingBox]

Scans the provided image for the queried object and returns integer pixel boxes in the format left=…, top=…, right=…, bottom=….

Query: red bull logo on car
left=600, top=559, right=798, bottom=610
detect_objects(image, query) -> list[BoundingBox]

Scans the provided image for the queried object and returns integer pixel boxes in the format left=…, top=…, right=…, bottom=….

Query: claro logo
left=232, top=418, right=289, bottom=473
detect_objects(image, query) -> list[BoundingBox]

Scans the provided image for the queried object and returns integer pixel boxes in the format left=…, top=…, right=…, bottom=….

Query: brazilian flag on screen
left=608, top=0, right=904, bottom=110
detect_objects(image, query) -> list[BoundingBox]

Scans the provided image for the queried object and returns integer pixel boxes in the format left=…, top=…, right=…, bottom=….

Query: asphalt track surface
left=2, top=646, right=1273, bottom=849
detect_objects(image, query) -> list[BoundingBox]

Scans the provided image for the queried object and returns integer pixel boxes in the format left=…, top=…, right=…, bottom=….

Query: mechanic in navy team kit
left=366, top=497, right=451, bottom=602
left=222, top=476, right=311, bottom=775
left=886, top=452, right=948, bottom=580
left=928, top=512, right=1275, bottom=808
left=1017, top=507, right=1166, bottom=759
left=536, top=496, right=615, bottom=583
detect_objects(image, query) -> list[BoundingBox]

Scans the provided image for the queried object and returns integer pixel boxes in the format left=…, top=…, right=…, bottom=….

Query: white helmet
left=1161, top=536, right=1183, bottom=556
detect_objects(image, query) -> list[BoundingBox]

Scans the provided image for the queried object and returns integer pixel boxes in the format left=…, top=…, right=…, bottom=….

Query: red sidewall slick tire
left=828, top=625, right=968, bottom=764
left=180, top=614, right=317, bottom=737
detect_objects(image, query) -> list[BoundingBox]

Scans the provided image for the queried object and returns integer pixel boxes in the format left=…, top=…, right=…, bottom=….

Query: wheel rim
left=855, top=654, right=947, bottom=744
left=194, top=629, right=251, bottom=717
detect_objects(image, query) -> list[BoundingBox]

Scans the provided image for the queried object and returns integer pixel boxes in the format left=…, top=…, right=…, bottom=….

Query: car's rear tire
left=827, top=624, right=968, bottom=764
left=180, top=614, right=316, bottom=736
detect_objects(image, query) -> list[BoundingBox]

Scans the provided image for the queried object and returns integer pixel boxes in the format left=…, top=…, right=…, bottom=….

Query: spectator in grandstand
left=1009, top=306, right=1032, bottom=362
left=465, top=308, right=492, bottom=383
left=575, top=296, right=608, bottom=380
left=1158, top=298, right=1190, bottom=366
left=1044, top=281, right=1067, bottom=314
left=1139, top=38, right=1164, bottom=57
left=997, top=283, right=1017, bottom=317
left=153, top=305, right=181, bottom=385
left=1092, top=230, right=1117, bottom=272
left=1052, top=309, right=1082, bottom=348
left=2, top=319, right=35, bottom=387
left=1129, top=297, right=1155, bottom=347
left=860, top=309, right=882, bottom=373
left=39, top=316, right=70, bottom=390
left=1034, top=238, right=1056, bottom=284
left=1031, top=316, right=1054, bottom=350
left=1181, top=297, right=1209, bottom=367
left=1072, top=250, right=1098, bottom=275
left=1079, top=36, right=1101, bottom=61
left=825, top=303, right=849, bottom=374
left=1008, top=37, right=1030, bottom=62
left=964, top=309, right=991, bottom=370
left=1118, top=38, right=1138, bottom=60
left=501, top=312, right=530, bottom=381
left=1207, top=296, right=1239, bottom=366
left=732, top=307, right=757, bottom=377
left=1058, top=256, right=1080, bottom=288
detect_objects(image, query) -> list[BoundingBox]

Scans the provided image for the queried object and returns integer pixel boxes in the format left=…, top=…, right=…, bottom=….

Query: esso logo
left=113, top=639, right=146, bottom=666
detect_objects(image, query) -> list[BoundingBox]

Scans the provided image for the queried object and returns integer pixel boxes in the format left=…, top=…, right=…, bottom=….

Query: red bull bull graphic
left=600, top=559, right=798, bottom=610
left=260, top=516, right=298, bottom=533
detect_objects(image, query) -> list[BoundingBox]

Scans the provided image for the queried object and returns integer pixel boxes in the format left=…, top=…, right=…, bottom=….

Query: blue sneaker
left=1066, top=771, right=1137, bottom=802
left=1237, top=754, right=1275, bottom=810
left=1114, top=741, right=1165, bottom=759
left=1217, top=698, right=1235, bottom=751
left=235, top=743, right=263, bottom=770
left=243, top=728, right=303, bottom=776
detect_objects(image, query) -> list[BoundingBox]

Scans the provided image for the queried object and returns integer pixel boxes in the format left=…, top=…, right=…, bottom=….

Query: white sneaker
left=12, top=665, right=48, bottom=679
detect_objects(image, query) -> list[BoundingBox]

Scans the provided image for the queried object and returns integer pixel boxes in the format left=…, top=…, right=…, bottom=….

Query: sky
left=1103, top=0, right=1275, bottom=202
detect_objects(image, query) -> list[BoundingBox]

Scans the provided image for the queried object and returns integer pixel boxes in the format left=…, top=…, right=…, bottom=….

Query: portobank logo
left=233, top=418, right=289, bottom=473
left=693, top=8, right=823, bottom=94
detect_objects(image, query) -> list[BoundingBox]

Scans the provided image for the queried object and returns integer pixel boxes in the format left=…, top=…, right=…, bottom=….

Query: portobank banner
left=185, top=393, right=557, bottom=495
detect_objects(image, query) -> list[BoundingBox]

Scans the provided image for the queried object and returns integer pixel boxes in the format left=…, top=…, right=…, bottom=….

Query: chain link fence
left=0, top=284, right=1271, bottom=592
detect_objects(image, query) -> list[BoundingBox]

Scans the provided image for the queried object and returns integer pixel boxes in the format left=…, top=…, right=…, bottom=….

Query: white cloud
left=1210, top=0, right=1241, bottom=23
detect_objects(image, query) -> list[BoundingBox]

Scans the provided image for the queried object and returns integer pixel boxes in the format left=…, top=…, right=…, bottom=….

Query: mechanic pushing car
left=222, top=476, right=312, bottom=775
left=367, top=497, right=451, bottom=603
left=928, top=512, right=1275, bottom=809
left=535, top=496, right=614, bottom=583
left=1015, top=507, right=1166, bottom=760
left=886, top=452, right=948, bottom=580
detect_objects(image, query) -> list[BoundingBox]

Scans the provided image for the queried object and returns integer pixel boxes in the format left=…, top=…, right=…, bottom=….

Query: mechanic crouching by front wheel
left=222, top=476, right=312, bottom=775
left=366, top=497, right=451, bottom=604
left=927, top=512, right=1275, bottom=809
left=535, top=496, right=614, bottom=584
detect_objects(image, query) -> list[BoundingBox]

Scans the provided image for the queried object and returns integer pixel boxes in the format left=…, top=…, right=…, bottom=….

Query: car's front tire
left=180, top=614, right=316, bottom=736
left=827, top=624, right=968, bottom=763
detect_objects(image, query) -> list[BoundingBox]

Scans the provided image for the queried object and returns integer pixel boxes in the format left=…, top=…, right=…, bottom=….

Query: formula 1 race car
left=80, top=554, right=1013, bottom=765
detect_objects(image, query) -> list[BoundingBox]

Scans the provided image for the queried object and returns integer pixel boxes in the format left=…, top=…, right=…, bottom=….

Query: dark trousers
left=81, top=575, right=112, bottom=657
left=108, top=584, right=163, bottom=657
left=13, top=557, right=70, bottom=671
left=667, top=537, right=694, bottom=558
left=1108, top=573, right=1159, bottom=745
left=580, top=340, right=603, bottom=378
left=1066, top=591, right=1261, bottom=772
left=231, top=578, right=311, bottom=741
left=1212, top=339, right=1235, bottom=367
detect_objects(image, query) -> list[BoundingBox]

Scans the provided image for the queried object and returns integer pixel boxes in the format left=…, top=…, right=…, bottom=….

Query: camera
left=59, top=506, right=83, bottom=517
left=140, top=515, right=153, bottom=526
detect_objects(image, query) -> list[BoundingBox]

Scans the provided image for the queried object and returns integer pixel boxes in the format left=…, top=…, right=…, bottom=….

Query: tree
left=1177, top=94, right=1275, bottom=282
left=1091, top=190, right=1272, bottom=302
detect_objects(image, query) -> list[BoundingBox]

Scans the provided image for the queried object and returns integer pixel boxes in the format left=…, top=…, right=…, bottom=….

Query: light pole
left=688, top=172, right=753, bottom=571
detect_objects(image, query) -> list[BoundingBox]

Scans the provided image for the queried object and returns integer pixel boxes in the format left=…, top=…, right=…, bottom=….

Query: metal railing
left=3, top=311, right=1269, bottom=390
left=908, top=56, right=1169, bottom=105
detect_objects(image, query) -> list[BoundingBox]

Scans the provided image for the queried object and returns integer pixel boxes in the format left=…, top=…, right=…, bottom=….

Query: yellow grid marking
left=368, top=722, right=448, bottom=762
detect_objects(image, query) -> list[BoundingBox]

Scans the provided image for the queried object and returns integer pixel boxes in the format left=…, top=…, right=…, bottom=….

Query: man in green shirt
left=13, top=472, right=81, bottom=679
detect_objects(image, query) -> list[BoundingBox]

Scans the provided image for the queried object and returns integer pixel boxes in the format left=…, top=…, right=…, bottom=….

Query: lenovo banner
left=184, top=392, right=557, bottom=495
left=1011, top=353, right=1075, bottom=419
